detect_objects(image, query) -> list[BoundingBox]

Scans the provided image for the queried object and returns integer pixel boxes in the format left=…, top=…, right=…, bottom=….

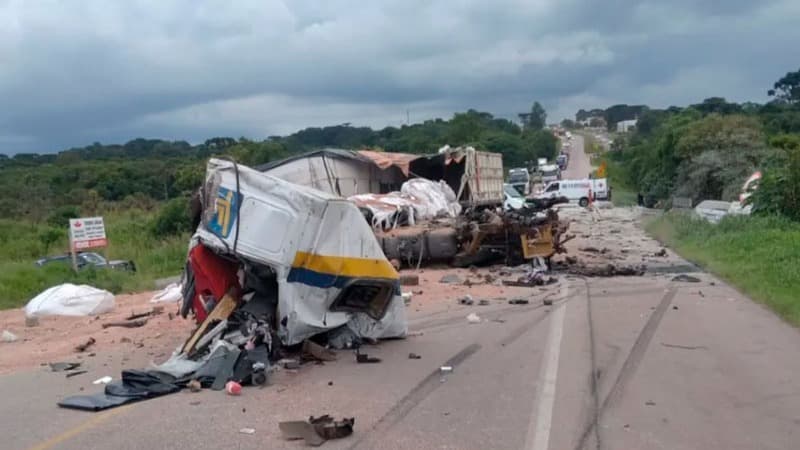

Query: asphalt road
left=2, top=140, right=800, bottom=449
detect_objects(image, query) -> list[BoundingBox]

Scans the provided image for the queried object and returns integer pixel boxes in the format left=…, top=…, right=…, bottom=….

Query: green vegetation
left=0, top=210, right=188, bottom=309
left=646, top=213, right=800, bottom=326
left=605, top=67, right=800, bottom=215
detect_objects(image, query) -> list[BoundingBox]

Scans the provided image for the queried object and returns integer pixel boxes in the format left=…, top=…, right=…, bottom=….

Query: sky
left=1, top=0, right=798, bottom=154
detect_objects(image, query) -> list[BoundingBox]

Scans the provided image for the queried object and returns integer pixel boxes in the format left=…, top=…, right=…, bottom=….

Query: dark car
left=35, top=252, right=136, bottom=272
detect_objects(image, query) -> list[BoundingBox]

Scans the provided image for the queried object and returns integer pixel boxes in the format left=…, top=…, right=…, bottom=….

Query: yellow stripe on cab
left=291, top=251, right=398, bottom=280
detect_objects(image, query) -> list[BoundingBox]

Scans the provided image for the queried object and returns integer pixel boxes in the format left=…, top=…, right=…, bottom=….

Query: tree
left=520, top=102, right=547, bottom=130
left=768, top=68, right=800, bottom=104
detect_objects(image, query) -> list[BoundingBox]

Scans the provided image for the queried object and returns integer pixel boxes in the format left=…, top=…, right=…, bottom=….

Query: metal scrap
left=102, top=319, right=148, bottom=329
left=279, top=415, right=355, bottom=447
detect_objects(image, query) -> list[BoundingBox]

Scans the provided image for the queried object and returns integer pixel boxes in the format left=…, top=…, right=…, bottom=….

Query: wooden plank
left=181, top=293, right=238, bottom=355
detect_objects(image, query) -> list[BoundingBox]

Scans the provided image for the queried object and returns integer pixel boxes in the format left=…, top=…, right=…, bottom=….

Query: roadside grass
left=606, top=158, right=638, bottom=206
left=0, top=209, right=188, bottom=310
left=646, top=212, right=800, bottom=326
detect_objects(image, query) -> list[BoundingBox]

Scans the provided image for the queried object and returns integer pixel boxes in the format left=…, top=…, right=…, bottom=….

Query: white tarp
left=401, top=178, right=462, bottom=219
left=24, top=284, right=115, bottom=318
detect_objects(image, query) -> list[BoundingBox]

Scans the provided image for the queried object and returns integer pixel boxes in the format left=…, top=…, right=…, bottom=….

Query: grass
left=646, top=212, right=800, bottom=326
left=0, top=208, right=188, bottom=310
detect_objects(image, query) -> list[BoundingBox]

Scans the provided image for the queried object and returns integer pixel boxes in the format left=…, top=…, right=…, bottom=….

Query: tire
left=579, top=197, right=589, bottom=207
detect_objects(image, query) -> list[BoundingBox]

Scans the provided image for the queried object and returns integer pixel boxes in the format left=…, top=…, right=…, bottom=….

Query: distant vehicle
left=694, top=200, right=734, bottom=224
left=507, top=168, right=531, bottom=195
left=556, top=154, right=568, bottom=170
left=535, top=178, right=609, bottom=207
left=503, top=184, right=526, bottom=211
left=540, top=164, right=561, bottom=184
left=36, top=252, right=136, bottom=272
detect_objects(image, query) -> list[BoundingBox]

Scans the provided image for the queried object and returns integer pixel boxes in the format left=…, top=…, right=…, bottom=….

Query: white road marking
left=526, top=283, right=568, bottom=450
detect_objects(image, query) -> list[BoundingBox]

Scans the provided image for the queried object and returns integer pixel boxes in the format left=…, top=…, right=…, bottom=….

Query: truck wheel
left=579, top=197, right=589, bottom=207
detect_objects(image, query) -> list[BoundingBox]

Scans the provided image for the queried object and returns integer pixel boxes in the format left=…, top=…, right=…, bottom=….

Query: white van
left=536, top=178, right=609, bottom=207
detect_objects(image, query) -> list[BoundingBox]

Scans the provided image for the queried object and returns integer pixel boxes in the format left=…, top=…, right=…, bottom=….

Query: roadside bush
left=151, top=197, right=192, bottom=237
left=749, top=147, right=800, bottom=221
left=47, top=205, right=80, bottom=228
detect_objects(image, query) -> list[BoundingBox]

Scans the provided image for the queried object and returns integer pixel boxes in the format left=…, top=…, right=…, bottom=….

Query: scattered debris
left=654, top=248, right=668, bottom=257
left=661, top=343, right=708, bottom=350
left=92, top=375, right=112, bottom=385
left=1, top=330, right=18, bottom=343
left=25, top=316, right=39, bottom=327
left=399, top=274, right=419, bottom=286
left=150, top=283, right=183, bottom=304
left=74, top=337, right=96, bottom=353
left=543, top=299, right=554, bottom=306
left=280, top=359, right=301, bottom=370
left=478, top=299, right=490, bottom=306
left=559, top=263, right=646, bottom=277
left=458, top=295, right=475, bottom=305
left=508, top=299, right=529, bottom=305
left=65, top=370, right=88, bottom=378
left=401, top=292, right=413, bottom=305
left=440, top=274, right=464, bottom=284
left=303, top=340, right=338, bottom=362
left=408, top=353, right=421, bottom=359
left=466, top=313, right=481, bottom=324
left=125, top=306, right=163, bottom=321
left=102, top=319, right=148, bottom=329
left=355, top=348, right=382, bottom=364
left=440, top=366, right=453, bottom=374
left=187, top=380, right=202, bottom=392
left=579, top=246, right=606, bottom=254
left=50, top=362, right=81, bottom=372
left=279, top=415, right=355, bottom=446
left=225, top=380, right=242, bottom=395
left=239, top=428, right=256, bottom=435
left=672, top=274, right=701, bottom=283
left=672, top=305, right=679, bottom=310
left=645, top=400, right=656, bottom=406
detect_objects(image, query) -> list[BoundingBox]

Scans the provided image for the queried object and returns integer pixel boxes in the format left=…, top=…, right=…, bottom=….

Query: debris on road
left=225, top=380, right=242, bottom=395
left=239, top=427, right=256, bottom=435
left=543, top=299, right=554, bottom=306
left=150, top=283, right=182, bottom=304
left=279, top=415, right=355, bottom=446
left=508, top=299, right=529, bottom=305
left=478, top=299, right=490, bottom=305
left=74, top=337, right=96, bottom=353
left=125, top=306, right=163, bottom=321
left=1, top=330, right=18, bottom=343
left=399, top=274, right=419, bottom=286
left=672, top=274, right=701, bottom=283
left=408, top=352, right=421, bottom=359
left=355, top=348, right=382, bottom=364
left=654, top=248, right=668, bottom=257
left=49, top=362, right=81, bottom=372
left=92, top=375, right=112, bottom=385
left=458, top=295, right=475, bottom=305
left=440, top=274, right=464, bottom=284
left=102, top=318, right=148, bottom=329
left=466, top=313, right=481, bottom=324
left=65, top=370, right=88, bottom=378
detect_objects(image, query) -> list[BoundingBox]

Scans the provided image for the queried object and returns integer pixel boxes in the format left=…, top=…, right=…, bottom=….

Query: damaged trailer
left=184, top=158, right=408, bottom=346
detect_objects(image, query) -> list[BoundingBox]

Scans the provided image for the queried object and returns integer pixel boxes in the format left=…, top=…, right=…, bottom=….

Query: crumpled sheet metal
left=193, top=158, right=408, bottom=345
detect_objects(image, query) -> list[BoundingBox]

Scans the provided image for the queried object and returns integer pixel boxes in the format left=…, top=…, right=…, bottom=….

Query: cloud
left=0, top=0, right=796, bottom=152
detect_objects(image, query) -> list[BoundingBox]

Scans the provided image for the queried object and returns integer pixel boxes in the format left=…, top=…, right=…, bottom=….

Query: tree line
left=0, top=104, right=557, bottom=223
left=604, top=67, right=800, bottom=221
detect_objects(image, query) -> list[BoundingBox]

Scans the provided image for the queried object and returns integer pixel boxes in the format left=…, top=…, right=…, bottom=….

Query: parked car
left=35, top=252, right=136, bottom=272
left=504, top=183, right=526, bottom=211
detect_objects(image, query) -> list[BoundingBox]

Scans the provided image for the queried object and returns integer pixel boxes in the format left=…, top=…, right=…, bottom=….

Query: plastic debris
left=672, top=274, right=701, bottom=283
left=239, top=428, right=256, bottom=435
left=1, top=330, right=18, bottom=343
left=49, top=362, right=81, bottom=372
left=408, top=353, right=421, bottom=359
left=279, top=415, right=355, bottom=446
left=225, top=380, right=242, bottom=395
left=466, top=313, right=481, bottom=324
left=92, top=376, right=112, bottom=385
left=150, top=283, right=183, bottom=303
left=459, top=295, right=474, bottom=305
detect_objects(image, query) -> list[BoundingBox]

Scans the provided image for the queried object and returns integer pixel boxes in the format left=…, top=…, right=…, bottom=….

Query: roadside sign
left=69, top=217, right=108, bottom=250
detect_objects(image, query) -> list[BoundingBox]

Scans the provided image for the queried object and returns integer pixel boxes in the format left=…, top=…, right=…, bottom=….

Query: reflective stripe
left=290, top=251, right=398, bottom=280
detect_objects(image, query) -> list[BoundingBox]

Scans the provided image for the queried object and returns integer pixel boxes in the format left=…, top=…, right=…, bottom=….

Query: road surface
left=2, top=140, right=800, bottom=450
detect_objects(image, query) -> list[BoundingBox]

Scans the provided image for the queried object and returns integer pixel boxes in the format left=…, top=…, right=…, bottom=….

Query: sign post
left=68, top=217, right=108, bottom=272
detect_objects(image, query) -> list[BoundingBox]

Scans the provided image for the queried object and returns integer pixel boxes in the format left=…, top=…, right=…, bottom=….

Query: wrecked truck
left=183, top=158, right=407, bottom=346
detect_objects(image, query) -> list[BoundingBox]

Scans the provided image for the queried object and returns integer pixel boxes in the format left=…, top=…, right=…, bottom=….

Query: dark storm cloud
left=0, top=0, right=796, bottom=153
